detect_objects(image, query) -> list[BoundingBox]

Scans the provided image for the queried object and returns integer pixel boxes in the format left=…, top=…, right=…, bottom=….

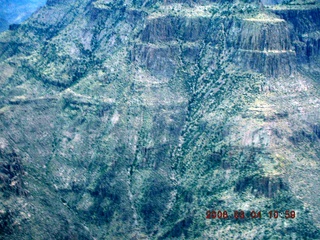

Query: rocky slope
left=0, top=0, right=320, bottom=239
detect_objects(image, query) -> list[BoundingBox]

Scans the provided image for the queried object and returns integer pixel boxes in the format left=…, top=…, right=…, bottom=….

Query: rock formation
left=0, top=0, right=320, bottom=239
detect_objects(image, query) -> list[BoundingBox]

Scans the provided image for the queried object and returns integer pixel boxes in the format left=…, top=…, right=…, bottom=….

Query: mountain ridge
left=0, top=0, right=320, bottom=239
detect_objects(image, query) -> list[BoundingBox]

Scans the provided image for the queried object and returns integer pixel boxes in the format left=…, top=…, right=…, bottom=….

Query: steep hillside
left=0, top=0, right=320, bottom=239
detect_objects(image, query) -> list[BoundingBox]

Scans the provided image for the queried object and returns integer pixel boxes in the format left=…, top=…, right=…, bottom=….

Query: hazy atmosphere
left=0, top=0, right=320, bottom=239
left=0, top=0, right=46, bottom=31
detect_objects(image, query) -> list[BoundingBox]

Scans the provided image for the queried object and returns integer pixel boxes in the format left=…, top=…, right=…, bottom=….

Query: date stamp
left=206, top=210, right=296, bottom=220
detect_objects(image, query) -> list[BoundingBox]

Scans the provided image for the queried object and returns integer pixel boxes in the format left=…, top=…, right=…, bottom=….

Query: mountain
left=0, top=0, right=320, bottom=239
left=0, top=0, right=46, bottom=31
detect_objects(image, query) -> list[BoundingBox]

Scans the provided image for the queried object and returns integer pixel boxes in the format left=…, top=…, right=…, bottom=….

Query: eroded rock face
left=0, top=0, right=320, bottom=239
left=232, top=18, right=296, bottom=76
left=272, top=7, right=320, bottom=63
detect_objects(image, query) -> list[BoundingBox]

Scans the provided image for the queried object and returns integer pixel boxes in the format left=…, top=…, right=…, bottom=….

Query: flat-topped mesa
left=133, top=0, right=227, bottom=7
left=141, top=3, right=216, bottom=42
left=232, top=14, right=296, bottom=77
left=136, top=5, right=215, bottom=78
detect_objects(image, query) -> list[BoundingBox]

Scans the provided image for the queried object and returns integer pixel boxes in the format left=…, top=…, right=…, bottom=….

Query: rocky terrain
left=0, top=0, right=320, bottom=239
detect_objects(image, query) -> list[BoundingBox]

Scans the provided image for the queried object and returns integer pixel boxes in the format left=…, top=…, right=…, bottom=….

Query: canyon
left=0, top=0, right=320, bottom=239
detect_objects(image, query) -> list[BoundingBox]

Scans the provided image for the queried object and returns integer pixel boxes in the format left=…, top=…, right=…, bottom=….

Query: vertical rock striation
left=232, top=16, right=296, bottom=76
left=0, top=0, right=320, bottom=239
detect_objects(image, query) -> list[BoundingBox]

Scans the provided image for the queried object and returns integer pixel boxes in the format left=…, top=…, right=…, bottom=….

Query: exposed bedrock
left=301, top=32, right=320, bottom=61
left=231, top=19, right=296, bottom=77
left=237, top=20, right=292, bottom=51
left=272, top=7, right=320, bottom=34
left=132, top=44, right=180, bottom=78
left=139, top=10, right=298, bottom=77
left=234, top=50, right=295, bottom=77
left=272, top=7, right=320, bottom=63
left=235, top=175, right=287, bottom=198
left=141, top=16, right=212, bottom=43
left=137, top=14, right=217, bottom=78
left=1, top=1, right=320, bottom=239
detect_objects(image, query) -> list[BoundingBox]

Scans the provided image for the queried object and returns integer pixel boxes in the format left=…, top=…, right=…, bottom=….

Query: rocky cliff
left=0, top=0, right=320, bottom=239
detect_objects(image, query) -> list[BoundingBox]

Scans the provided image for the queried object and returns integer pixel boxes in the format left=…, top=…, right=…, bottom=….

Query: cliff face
left=0, top=0, right=320, bottom=239
left=230, top=16, right=296, bottom=76
left=272, top=6, right=320, bottom=64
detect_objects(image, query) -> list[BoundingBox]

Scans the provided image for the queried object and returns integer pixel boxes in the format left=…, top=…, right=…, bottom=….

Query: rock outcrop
left=272, top=6, right=320, bottom=63
left=0, top=0, right=320, bottom=239
left=232, top=15, right=296, bottom=76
